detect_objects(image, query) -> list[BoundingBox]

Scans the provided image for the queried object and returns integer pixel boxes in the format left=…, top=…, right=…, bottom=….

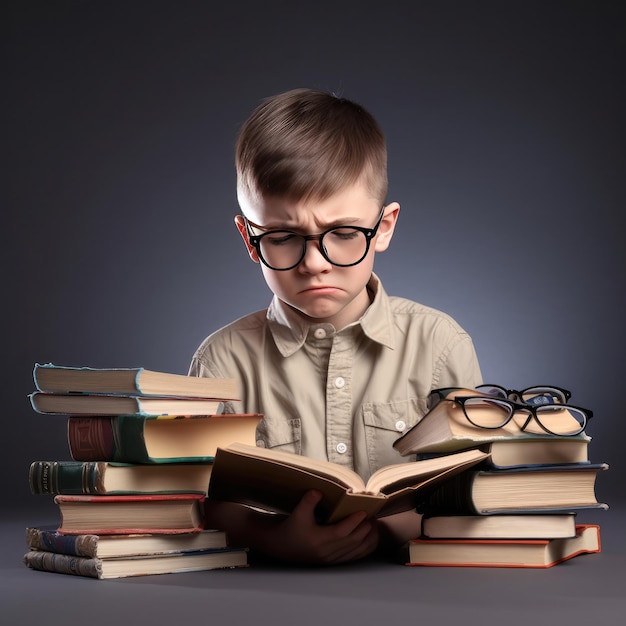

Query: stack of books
left=24, top=363, right=263, bottom=579
left=392, top=387, right=608, bottom=568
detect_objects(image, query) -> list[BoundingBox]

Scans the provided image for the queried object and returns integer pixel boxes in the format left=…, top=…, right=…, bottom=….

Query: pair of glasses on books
left=428, top=386, right=592, bottom=436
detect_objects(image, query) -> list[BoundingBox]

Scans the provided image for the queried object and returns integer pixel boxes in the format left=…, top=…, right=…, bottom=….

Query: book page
left=223, top=442, right=366, bottom=491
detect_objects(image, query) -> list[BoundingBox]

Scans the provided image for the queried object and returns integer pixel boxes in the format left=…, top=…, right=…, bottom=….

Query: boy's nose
left=297, top=238, right=332, bottom=274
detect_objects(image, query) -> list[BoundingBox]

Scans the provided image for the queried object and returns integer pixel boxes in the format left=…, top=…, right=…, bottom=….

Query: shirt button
left=336, top=442, right=347, bottom=454
left=256, top=440, right=266, bottom=448
left=395, top=420, right=407, bottom=432
left=334, top=377, right=346, bottom=389
left=313, top=328, right=326, bottom=339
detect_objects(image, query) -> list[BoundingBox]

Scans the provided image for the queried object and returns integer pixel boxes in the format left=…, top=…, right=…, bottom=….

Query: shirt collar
left=266, top=273, right=396, bottom=357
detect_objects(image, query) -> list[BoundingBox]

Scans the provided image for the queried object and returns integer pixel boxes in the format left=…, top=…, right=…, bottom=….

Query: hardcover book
left=52, top=493, right=206, bottom=535
left=419, top=463, right=609, bottom=515
left=66, top=413, right=263, bottom=463
left=415, top=437, right=590, bottom=468
left=420, top=513, right=578, bottom=540
left=29, top=460, right=214, bottom=495
left=208, top=442, right=488, bottom=523
left=474, top=437, right=589, bottom=468
left=33, top=363, right=239, bottom=399
left=26, top=526, right=228, bottom=558
left=29, top=392, right=226, bottom=417
left=23, top=546, right=248, bottom=578
left=406, top=523, right=601, bottom=568
left=393, top=398, right=591, bottom=456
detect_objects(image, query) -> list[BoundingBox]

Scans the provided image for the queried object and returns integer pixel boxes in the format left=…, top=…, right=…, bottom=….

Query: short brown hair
left=236, top=88, right=388, bottom=205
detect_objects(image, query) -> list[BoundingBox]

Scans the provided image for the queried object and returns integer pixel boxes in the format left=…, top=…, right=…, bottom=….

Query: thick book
left=393, top=398, right=591, bottom=456
left=406, top=523, right=600, bottom=568
left=416, top=437, right=590, bottom=469
left=419, top=463, right=609, bottom=515
left=23, top=546, right=248, bottom=579
left=29, top=460, right=214, bottom=495
left=29, top=392, right=226, bottom=417
left=33, top=363, right=239, bottom=399
left=208, top=442, right=489, bottom=523
left=67, top=413, right=263, bottom=463
left=477, top=437, right=589, bottom=468
left=26, top=526, right=228, bottom=558
left=420, top=513, right=578, bottom=539
left=53, top=493, right=206, bottom=535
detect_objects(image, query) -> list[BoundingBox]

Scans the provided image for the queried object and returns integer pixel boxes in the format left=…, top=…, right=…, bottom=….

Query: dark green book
left=29, top=460, right=215, bottom=495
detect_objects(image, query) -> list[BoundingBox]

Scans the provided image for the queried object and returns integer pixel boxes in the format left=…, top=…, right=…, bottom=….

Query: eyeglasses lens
left=534, top=406, right=587, bottom=436
left=461, top=397, right=513, bottom=428
left=519, top=387, right=568, bottom=405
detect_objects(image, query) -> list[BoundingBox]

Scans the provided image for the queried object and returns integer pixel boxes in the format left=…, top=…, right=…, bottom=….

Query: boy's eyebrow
left=246, top=216, right=365, bottom=232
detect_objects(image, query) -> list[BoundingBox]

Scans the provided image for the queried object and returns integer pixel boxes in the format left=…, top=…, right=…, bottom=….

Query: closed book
left=29, top=460, right=214, bottom=495
left=393, top=398, right=591, bottom=456
left=416, top=437, right=590, bottom=468
left=23, top=546, right=248, bottom=579
left=420, top=513, right=578, bottom=539
left=26, top=525, right=228, bottom=558
left=419, top=463, right=609, bottom=515
left=407, top=524, right=601, bottom=568
left=30, top=392, right=226, bottom=417
left=33, top=363, right=238, bottom=399
left=53, top=493, right=205, bottom=535
left=67, top=413, right=263, bottom=463
left=477, top=437, right=590, bottom=468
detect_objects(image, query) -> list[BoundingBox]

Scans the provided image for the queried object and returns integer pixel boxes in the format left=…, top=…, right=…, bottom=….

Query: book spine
left=29, top=461, right=105, bottom=495
left=23, top=551, right=102, bottom=578
left=68, top=416, right=151, bottom=463
left=67, top=417, right=116, bottom=461
left=26, top=527, right=99, bottom=557
left=417, top=471, right=479, bottom=515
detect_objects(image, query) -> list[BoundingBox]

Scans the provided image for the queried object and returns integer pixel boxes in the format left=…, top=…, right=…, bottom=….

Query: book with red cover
left=406, top=523, right=601, bottom=568
left=66, top=413, right=262, bottom=463
left=53, top=493, right=205, bottom=535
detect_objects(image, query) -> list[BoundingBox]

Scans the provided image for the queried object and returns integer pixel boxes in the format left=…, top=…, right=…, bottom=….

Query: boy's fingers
left=291, top=489, right=323, bottom=521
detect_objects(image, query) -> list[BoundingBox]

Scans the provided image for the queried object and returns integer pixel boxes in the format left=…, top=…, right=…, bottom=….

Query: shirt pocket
left=255, top=416, right=302, bottom=455
left=362, top=397, right=427, bottom=473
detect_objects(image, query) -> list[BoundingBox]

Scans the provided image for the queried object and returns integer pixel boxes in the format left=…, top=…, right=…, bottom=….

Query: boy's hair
left=236, top=88, right=388, bottom=205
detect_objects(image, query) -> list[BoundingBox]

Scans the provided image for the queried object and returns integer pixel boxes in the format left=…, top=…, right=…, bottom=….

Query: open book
left=208, top=443, right=488, bottom=523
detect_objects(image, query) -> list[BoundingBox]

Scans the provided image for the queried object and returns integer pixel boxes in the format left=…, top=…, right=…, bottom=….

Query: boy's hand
left=260, top=490, right=379, bottom=565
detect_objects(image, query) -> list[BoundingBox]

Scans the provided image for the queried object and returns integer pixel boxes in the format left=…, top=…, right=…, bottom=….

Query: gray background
left=3, top=3, right=625, bottom=624
left=5, top=0, right=623, bottom=521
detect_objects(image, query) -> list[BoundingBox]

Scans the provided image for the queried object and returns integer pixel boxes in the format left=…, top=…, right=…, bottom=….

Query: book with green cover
left=29, top=460, right=214, bottom=495
left=66, top=413, right=263, bottom=463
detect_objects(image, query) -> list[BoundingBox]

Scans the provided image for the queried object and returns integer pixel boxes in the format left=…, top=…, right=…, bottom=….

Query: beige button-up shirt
left=189, top=274, right=482, bottom=481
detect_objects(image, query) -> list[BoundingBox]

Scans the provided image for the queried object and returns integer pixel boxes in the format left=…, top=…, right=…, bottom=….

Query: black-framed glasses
left=242, top=206, right=386, bottom=271
left=476, top=384, right=572, bottom=406
left=428, top=387, right=592, bottom=436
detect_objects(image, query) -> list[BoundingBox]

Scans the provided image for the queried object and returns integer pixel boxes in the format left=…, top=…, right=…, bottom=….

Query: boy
left=189, top=88, right=482, bottom=564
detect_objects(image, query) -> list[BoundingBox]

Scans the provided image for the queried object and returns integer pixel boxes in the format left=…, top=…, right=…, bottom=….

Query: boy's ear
left=374, top=202, right=400, bottom=252
left=234, top=215, right=261, bottom=264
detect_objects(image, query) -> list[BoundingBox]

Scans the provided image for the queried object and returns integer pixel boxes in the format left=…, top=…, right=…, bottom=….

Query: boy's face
left=236, top=180, right=399, bottom=330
